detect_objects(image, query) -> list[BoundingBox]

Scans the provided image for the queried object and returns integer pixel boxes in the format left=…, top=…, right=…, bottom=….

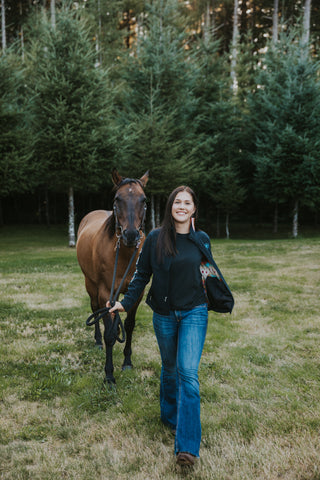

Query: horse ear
left=111, top=168, right=123, bottom=186
left=140, top=171, right=149, bottom=188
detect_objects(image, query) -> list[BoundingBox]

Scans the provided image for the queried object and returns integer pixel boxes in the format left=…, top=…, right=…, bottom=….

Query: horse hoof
left=122, top=364, right=133, bottom=371
left=104, top=376, right=116, bottom=385
left=95, top=343, right=103, bottom=350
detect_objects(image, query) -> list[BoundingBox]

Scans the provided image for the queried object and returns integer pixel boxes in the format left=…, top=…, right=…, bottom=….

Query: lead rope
left=85, top=239, right=140, bottom=344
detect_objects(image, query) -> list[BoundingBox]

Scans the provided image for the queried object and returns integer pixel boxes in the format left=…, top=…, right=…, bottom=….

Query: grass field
left=0, top=225, right=320, bottom=480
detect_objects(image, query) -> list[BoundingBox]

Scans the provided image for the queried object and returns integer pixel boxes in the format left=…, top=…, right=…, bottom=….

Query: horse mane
left=105, top=214, right=116, bottom=239
left=105, top=178, right=144, bottom=239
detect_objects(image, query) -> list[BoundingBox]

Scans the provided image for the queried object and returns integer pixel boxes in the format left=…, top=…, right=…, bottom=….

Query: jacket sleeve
left=120, top=234, right=153, bottom=312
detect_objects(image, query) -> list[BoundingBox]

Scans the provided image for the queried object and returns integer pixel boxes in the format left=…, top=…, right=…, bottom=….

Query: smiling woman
left=108, top=185, right=234, bottom=466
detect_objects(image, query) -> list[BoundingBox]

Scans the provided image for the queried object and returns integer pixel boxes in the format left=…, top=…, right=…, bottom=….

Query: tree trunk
left=0, top=198, right=3, bottom=226
left=45, top=189, right=50, bottom=226
left=273, top=202, right=278, bottom=233
left=292, top=200, right=299, bottom=238
left=231, top=0, right=239, bottom=95
left=68, top=186, right=76, bottom=247
left=216, top=207, right=220, bottom=238
left=19, top=1, right=24, bottom=60
left=272, top=0, right=279, bottom=44
left=150, top=194, right=155, bottom=230
left=136, top=13, right=144, bottom=55
left=204, top=1, right=210, bottom=46
left=1, top=0, right=6, bottom=52
left=226, top=213, right=230, bottom=239
left=95, top=0, right=102, bottom=67
left=155, top=195, right=161, bottom=228
left=302, top=0, right=311, bottom=48
left=50, top=0, right=56, bottom=29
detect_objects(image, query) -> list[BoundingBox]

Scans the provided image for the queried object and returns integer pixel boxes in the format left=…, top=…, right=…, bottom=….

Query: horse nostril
left=123, top=229, right=140, bottom=246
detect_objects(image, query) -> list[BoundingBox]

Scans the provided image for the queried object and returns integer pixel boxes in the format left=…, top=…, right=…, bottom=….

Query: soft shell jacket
left=121, top=227, right=234, bottom=315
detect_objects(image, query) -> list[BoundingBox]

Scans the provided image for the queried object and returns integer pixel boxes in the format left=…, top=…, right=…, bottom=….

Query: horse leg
left=103, top=314, right=116, bottom=384
left=90, top=298, right=103, bottom=349
left=94, top=322, right=103, bottom=349
left=122, top=301, right=139, bottom=370
left=86, top=278, right=103, bottom=348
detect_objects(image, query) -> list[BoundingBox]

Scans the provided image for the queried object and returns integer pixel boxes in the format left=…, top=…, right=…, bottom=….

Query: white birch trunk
left=272, top=0, right=279, bottom=44
left=150, top=194, right=155, bottom=230
left=136, top=13, right=144, bottom=55
left=95, top=0, right=102, bottom=67
left=95, top=33, right=100, bottom=68
left=226, top=213, right=230, bottom=239
left=230, top=0, right=239, bottom=95
left=19, top=1, right=24, bottom=60
left=204, top=2, right=210, bottom=46
left=51, top=0, right=56, bottom=29
left=68, top=186, right=76, bottom=247
left=273, top=202, right=278, bottom=234
left=45, top=189, right=50, bottom=226
left=216, top=207, right=220, bottom=238
left=1, top=0, right=6, bottom=52
left=302, top=0, right=311, bottom=47
left=292, top=200, right=299, bottom=238
left=0, top=198, right=3, bottom=226
left=155, top=196, right=161, bottom=228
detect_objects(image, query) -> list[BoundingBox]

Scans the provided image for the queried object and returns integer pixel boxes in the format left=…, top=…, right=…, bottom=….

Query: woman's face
left=171, top=191, right=196, bottom=228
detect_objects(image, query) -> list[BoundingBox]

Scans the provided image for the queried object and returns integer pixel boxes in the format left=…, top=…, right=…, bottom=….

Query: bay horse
left=76, top=169, right=149, bottom=383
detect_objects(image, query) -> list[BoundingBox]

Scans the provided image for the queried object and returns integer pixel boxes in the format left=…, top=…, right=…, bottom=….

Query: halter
left=113, top=201, right=147, bottom=243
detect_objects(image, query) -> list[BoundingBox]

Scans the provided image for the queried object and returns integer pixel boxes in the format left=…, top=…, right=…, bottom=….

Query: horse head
left=111, top=168, right=149, bottom=247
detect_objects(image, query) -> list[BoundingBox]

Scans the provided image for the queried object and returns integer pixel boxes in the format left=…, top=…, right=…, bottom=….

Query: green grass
left=0, top=225, right=320, bottom=479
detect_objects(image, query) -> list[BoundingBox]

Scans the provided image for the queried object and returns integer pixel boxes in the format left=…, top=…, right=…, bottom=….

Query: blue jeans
left=152, top=304, right=208, bottom=457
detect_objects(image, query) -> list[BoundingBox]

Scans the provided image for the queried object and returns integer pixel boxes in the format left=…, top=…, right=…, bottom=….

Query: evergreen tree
left=192, top=38, right=247, bottom=237
left=27, top=6, right=116, bottom=244
left=0, top=50, right=34, bottom=225
left=81, top=0, right=125, bottom=68
left=115, top=0, right=198, bottom=227
left=248, top=30, right=320, bottom=237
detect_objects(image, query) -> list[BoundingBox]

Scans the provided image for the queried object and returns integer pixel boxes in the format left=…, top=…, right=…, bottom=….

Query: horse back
left=76, top=210, right=114, bottom=282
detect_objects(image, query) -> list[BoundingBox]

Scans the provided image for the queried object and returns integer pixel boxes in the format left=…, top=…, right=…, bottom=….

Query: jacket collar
left=188, top=226, right=214, bottom=263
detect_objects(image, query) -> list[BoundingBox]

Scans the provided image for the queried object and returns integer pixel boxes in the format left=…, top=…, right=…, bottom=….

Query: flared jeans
left=152, top=304, right=208, bottom=457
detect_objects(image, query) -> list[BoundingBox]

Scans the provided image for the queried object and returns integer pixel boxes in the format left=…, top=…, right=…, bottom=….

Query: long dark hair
left=156, top=186, right=199, bottom=263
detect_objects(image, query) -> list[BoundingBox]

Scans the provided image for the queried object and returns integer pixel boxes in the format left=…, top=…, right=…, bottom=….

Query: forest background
left=1, top=0, right=320, bottom=244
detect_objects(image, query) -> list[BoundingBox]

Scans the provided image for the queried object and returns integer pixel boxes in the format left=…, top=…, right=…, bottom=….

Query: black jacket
left=121, top=227, right=234, bottom=315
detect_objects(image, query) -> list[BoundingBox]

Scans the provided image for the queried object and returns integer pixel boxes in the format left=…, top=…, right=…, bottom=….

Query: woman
left=108, top=186, right=233, bottom=466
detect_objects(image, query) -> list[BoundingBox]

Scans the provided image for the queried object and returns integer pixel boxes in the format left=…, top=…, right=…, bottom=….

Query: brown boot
left=176, top=452, right=196, bottom=466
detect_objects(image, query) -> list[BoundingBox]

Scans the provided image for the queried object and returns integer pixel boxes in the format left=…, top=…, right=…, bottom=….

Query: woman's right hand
left=107, top=301, right=125, bottom=314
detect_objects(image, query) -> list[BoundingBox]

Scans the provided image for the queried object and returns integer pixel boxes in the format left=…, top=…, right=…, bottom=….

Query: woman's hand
left=106, top=300, right=125, bottom=314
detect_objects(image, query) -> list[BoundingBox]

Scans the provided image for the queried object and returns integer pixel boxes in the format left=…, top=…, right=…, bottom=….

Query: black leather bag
left=200, top=261, right=234, bottom=314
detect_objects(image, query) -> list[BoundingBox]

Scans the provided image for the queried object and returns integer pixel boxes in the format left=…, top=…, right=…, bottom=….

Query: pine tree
left=0, top=50, right=34, bottom=225
left=248, top=29, right=320, bottom=237
left=192, top=37, right=247, bottom=237
left=27, top=6, right=116, bottom=245
left=114, top=0, right=199, bottom=227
